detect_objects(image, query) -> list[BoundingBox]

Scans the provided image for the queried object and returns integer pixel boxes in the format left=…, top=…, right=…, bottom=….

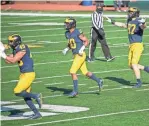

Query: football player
left=62, top=17, right=103, bottom=97
left=106, top=7, right=149, bottom=87
left=0, top=34, right=42, bottom=119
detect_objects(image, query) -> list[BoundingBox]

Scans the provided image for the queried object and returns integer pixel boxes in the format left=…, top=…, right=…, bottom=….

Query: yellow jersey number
left=68, top=38, right=76, bottom=49
left=128, top=24, right=136, bottom=34
left=18, top=44, right=32, bottom=66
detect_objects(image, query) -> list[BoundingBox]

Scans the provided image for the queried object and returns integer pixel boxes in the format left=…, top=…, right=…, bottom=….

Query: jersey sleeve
left=16, top=44, right=26, bottom=52
left=76, top=29, right=83, bottom=36
left=65, top=31, right=69, bottom=39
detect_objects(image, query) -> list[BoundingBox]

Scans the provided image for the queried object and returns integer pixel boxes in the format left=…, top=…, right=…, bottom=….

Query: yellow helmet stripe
left=65, top=18, right=73, bottom=23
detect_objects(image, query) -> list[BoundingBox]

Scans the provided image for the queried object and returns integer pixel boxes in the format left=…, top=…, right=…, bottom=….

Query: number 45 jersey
left=65, top=29, right=84, bottom=55
left=13, top=44, right=34, bottom=73
left=127, top=17, right=144, bottom=44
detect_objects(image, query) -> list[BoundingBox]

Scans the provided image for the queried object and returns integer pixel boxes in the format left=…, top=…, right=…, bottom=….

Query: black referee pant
left=89, top=27, right=113, bottom=60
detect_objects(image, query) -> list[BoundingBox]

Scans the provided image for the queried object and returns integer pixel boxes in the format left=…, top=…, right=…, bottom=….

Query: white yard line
left=1, top=53, right=149, bottom=69
left=0, top=29, right=129, bottom=41
left=1, top=17, right=127, bottom=23
left=24, top=108, right=149, bottom=126
left=2, top=32, right=149, bottom=41
left=44, top=82, right=64, bottom=86
left=2, top=26, right=89, bottom=33
left=5, top=84, right=149, bottom=103
left=1, top=68, right=130, bottom=84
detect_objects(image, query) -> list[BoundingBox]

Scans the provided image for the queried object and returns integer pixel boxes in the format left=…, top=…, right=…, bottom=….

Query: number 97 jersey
left=65, top=29, right=84, bottom=55
left=127, top=17, right=144, bottom=44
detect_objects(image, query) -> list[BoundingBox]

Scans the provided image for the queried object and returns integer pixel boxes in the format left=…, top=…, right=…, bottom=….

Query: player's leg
left=137, top=64, right=149, bottom=73
left=130, top=43, right=144, bottom=87
left=88, top=28, right=98, bottom=62
left=24, top=97, right=42, bottom=119
left=14, top=73, right=42, bottom=119
left=14, top=73, right=41, bottom=103
left=69, top=54, right=84, bottom=97
left=80, top=53, right=103, bottom=90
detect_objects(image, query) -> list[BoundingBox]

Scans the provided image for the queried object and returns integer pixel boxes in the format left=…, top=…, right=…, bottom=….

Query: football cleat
left=107, top=57, right=115, bottom=62
left=69, top=91, right=78, bottom=98
left=98, top=79, right=103, bottom=92
left=35, top=93, right=42, bottom=109
left=29, top=113, right=42, bottom=120
left=133, top=82, right=142, bottom=88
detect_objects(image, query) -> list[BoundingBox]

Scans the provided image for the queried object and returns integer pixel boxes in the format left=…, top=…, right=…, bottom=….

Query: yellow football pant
left=14, top=72, right=35, bottom=93
left=70, top=52, right=88, bottom=75
left=128, top=43, right=144, bottom=67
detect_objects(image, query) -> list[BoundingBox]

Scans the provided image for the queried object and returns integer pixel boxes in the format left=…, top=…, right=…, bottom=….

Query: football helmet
left=128, top=7, right=140, bottom=19
left=64, top=17, right=76, bottom=30
left=8, top=34, right=22, bottom=49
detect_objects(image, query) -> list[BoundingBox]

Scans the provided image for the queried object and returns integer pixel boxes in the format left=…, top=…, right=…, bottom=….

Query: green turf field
left=1, top=11, right=149, bottom=126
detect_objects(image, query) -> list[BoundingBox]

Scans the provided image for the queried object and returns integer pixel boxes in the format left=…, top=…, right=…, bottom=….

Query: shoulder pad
left=79, top=29, right=83, bottom=34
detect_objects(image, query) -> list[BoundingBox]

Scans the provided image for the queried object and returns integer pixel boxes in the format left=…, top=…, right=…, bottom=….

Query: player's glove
left=0, top=51, right=7, bottom=59
left=78, top=45, right=85, bottom=55
left=62, top=47, right=69, bottom=55
left=105, top=16, right=115, bottom=25
left=0, top=42, right=5, bottom=52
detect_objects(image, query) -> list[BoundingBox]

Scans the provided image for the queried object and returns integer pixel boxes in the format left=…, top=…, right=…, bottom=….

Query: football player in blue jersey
left=0, top=34, right=42, bottom=119
left=62, top=17, right=103, bottom=97
left=106, top=7, right=149, bottom=88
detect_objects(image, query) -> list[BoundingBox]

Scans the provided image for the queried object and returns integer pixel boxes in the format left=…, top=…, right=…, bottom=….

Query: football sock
left=24, top=97, right=39, bottom=114
left=15, top=91, right=37, bottom=99
left=137, top=79, right=142, bottom=84
left=90, top=74, right=100, bottom=83
left=144, top=66, right=149, bottom=73
left=73, top=80, right=78, bottom=92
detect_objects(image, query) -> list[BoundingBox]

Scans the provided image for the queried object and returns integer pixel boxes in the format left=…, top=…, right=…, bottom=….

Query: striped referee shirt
left=91, top=11, right=103, bottom=29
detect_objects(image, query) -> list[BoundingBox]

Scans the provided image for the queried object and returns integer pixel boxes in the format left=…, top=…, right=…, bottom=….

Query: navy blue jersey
left=127, top=17, right=144, bottom=44
left=13, top=44, right=34, bottom=73
left=65, top=28, right=84, bottom=55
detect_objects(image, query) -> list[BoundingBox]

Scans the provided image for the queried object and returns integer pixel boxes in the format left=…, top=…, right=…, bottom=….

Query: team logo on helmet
left=64, top=17, right=76, bottom=30
left=8, top=34, right=22, bottom=49
left=128, top=7, right=140, bottom=19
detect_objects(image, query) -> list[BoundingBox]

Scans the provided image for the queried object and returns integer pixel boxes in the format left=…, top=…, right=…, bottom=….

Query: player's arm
left=5, top=54, right=13, bottom=63
left=79, top=33, right=89, bottom=46
left=138, top=18, right=147, bottom=30
left=78, top=33, right=89, bottom=55
left=113, top=22, right=127, bottom=28
left=104, top=16, right=127, bottom=28
left=5, top=51, right=26, bottom=64
left=140, top=23, right=147, bottom=29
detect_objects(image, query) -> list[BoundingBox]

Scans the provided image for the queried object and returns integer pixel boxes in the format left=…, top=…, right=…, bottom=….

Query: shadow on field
left=46, top=86, right=72, bottom=94
left=1, top=106, right=25, bottom=117
left=105, top=77, right=132, bottom=86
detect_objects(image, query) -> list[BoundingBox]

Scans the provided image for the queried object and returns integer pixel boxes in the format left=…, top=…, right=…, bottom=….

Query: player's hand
left=106, top=17, right=112, bottom=23
left=0, top=51, right=7, bottom=59
left=138, top=18, right=146, bottom=24
left=105, top=16, right=115, bottom=24
left=0, top=42, right=5, bottom=52
left=79, top=45, right=85, bottom=56
left=62, top=47, right=69, bottom=55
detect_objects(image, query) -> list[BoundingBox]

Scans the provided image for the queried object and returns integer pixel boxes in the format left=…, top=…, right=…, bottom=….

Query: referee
left=88, top=2, right=115, bottom=62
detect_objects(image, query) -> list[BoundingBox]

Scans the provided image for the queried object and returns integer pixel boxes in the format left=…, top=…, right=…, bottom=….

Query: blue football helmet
left=8, top=34, right=22, bottom=49
left=128, top=7, right=140, bottom=19
left=64, top=17, right=76, bottom=30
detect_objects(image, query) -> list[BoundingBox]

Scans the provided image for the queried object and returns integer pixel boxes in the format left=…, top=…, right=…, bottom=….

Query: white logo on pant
left=0, top=101, right=89, bottom=120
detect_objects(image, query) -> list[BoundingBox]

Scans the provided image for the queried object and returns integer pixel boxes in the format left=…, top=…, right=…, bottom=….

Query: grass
left=1, top=10, right=149, bottom=126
